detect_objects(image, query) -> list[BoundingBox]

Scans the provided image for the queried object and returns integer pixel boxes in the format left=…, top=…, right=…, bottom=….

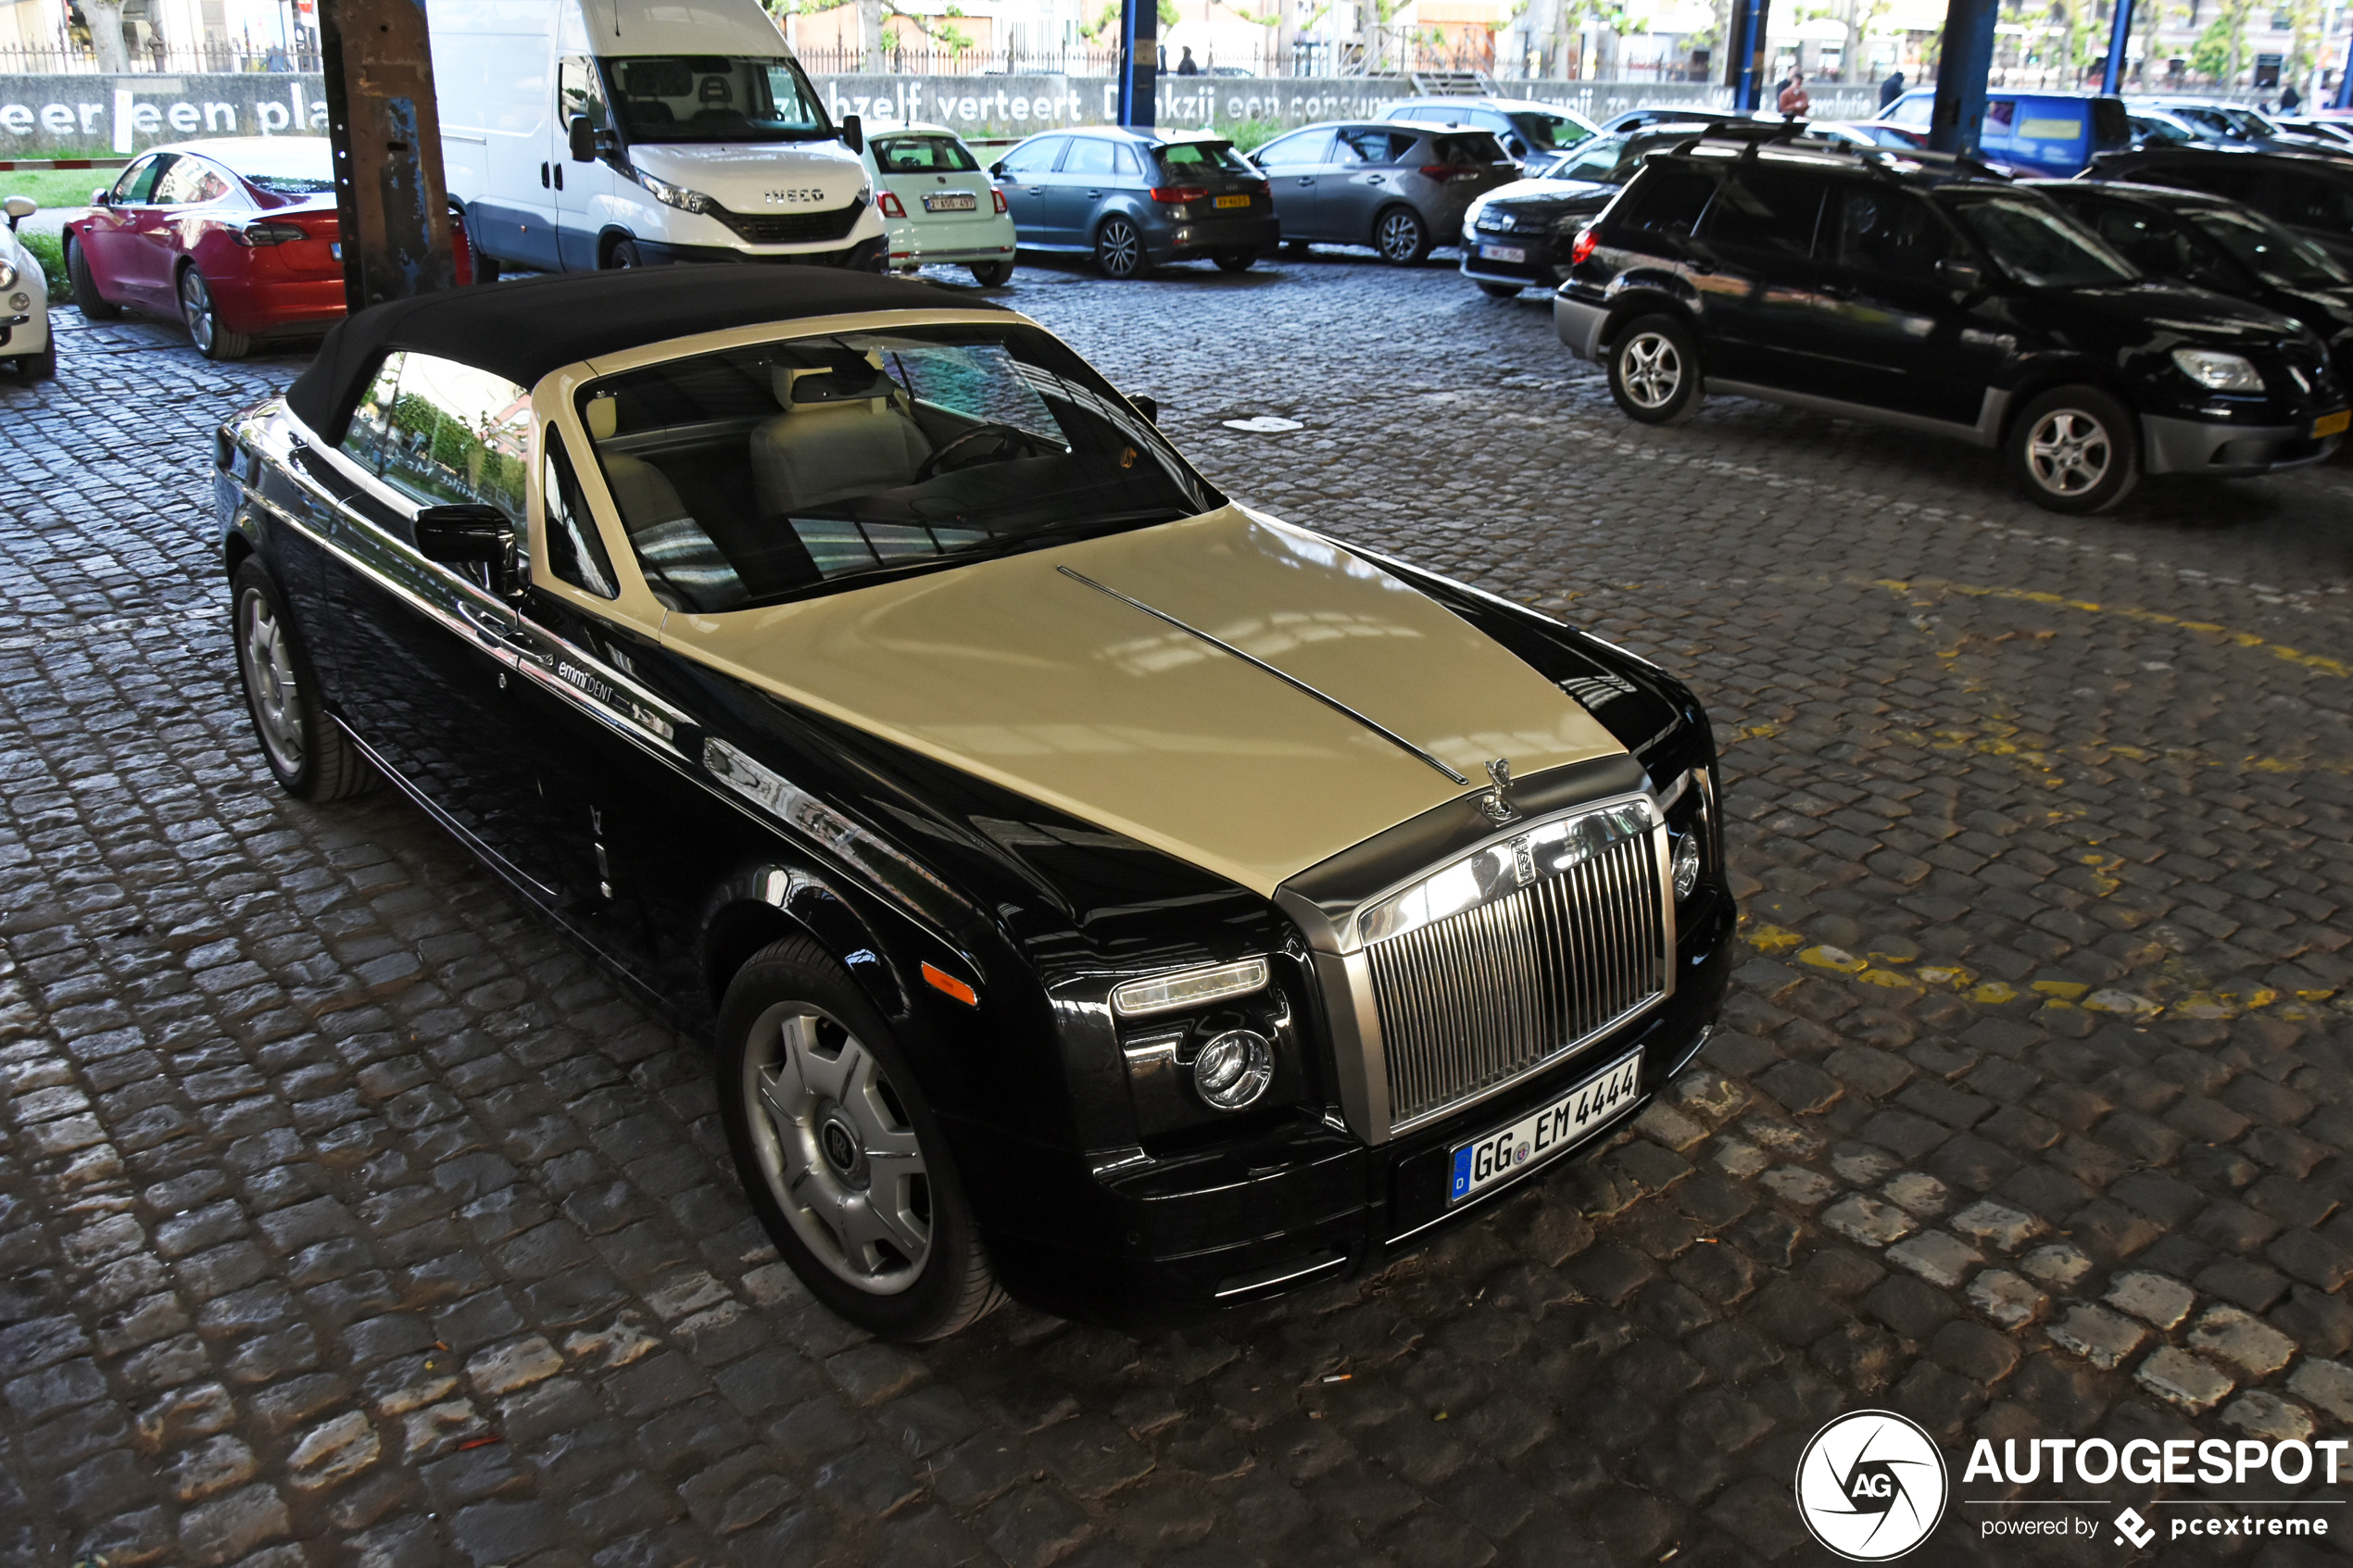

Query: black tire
left=1282, top=237, right=1312, bottom=257
left=717, top=936, right=1003, bottom=1341
left=1213, top=248, right=1257, bottom=272
left=179, top=266, right=249, bottom=360
left=1093, top=215, right=1151, bottom=280
left=1477, top=281, right=1521, bottom=298
left=1373, top=205, right=1429, bottom=265
left=2007, top=384, right=2140, bottom=514
left=967, top=259, right=1013, bottom=286
left=231, top=558, right=376, bottom=800
left=604, top=234, right=644, bottom=270
left=472, top=248, right=502, bottom=284
left=1605, top=313, right=1703, bottom=426
left=16, top=339, right=56, bottom=380
left=67, top=237, right=120, bottom=320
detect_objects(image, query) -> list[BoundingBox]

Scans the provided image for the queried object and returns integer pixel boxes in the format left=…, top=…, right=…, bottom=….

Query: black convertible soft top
left=284, top=267, right=1000, bottom=438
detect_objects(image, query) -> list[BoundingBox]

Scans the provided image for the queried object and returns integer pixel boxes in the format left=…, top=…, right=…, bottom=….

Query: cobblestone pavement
left=4, top=246, right=2353, bottom=1568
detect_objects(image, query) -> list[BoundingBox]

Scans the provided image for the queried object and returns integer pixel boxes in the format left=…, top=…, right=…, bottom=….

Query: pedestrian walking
left=1879, top=68, right=1905, bottom=109
left=1779, top=71, right=1811, bottom=118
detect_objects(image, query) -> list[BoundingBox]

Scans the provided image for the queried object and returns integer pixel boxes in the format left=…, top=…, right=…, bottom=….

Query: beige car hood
left=662, top=507, right=1626, bottom=897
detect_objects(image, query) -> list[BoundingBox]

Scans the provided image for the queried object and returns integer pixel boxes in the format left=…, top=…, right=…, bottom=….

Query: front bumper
left=636, top=235, right=888, bottom=271
left=0, top=308, right=46, bottom=354
left=1554, top=292, right=1609, bottom=362
left=2141, top=410, right=2347, bottom=475
left=986, top=891, right=1736, bottom=1328
left=1461, top=232, right=1566, bottom=290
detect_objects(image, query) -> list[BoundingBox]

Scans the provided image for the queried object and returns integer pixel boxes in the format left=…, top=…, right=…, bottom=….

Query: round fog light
left=6, top=293, right=27, bottom=314
left=1193, top=1029, right=1273, bottom=1111
left=1672, top=834, right=1702, bottom=900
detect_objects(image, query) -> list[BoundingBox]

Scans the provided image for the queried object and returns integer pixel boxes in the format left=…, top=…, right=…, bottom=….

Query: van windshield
left=606, top=56, right=832, bottom=144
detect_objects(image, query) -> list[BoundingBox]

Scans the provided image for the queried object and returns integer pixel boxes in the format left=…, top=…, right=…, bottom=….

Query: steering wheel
left=916, top=423, right=1039, bottom=482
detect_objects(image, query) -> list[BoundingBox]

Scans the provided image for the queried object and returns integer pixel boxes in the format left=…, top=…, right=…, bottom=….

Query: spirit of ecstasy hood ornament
left=1476, top=758, right=1517, bottom=824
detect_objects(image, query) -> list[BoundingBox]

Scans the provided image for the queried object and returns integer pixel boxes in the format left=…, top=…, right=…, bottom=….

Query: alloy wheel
left=1377, top=209, right=1424, bottom=262
left=2025, top=408, right=2113, bottom=496
left=745, top=1004, right=931, bottom=1294
left=237, top=588, right=305, bottom=777
left=1620, top=332, right=1684, bottom=410
left=1097, top=220, right=1141, bottom=278
left=180, top=270, right=216, bottom=355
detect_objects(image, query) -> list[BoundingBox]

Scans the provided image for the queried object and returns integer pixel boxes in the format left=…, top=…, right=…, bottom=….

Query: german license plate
left=1448, top=1051, right=1642, bottom=1205
left=2314, top=409, right=2349, bottom=438
left=1480, top=243, right=1527, bottom=263
left=922, top=192, right=976, bottom=212
left=1214, top=194, right=1251, bottom=208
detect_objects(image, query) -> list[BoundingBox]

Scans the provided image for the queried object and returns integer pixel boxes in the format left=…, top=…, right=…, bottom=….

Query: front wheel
left=1094, top=216, right=1150, bottom=280
left=179, top=267, right=249, bottom=360
left=1606, top=313, right=1702, bottom=426
left=231, top=559, right=375, bottom=800
left=1213, top=248, right=1257, bottom=272
left=604, top=234, right=644, bottom=270
left=67, top=237, right=120, bottom=320
left=15, top=341, right=56, bottom=380
left=967, top=259, right=1013, bottom=286
left=1374, top=206, right=1429, bottom=265
left=1477, top=281, right=1521, bottom=299
left=2007, top=385, right=2140, bottom=513
left=717, top=937, right=1003, bottom=1340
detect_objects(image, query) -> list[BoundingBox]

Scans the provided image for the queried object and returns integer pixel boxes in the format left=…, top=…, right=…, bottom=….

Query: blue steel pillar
left=1929, top=0, right=1999, bottom=154
left=2099, top=0, right=2134, bottom=93
left=2335, top=30, right=2353, bottom=109
left=1726, top=0, right=1771, bottom=111
left=1117, top=0, right=1159, bottom=129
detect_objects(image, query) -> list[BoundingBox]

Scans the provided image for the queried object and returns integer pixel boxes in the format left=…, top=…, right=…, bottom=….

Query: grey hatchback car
left=988, top=127, right=1280, bottom=279
left=1252, top=120, right=1518, bottom=264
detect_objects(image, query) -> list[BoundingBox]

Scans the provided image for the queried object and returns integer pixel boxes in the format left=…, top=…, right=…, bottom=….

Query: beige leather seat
left=583, top=394, right=746, bottom=610
left=749, top=363, right=931, bottom=517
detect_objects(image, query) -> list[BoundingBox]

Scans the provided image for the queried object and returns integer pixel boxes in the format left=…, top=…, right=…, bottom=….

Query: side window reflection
left=376, top=353, right=534, bottom=527
left=342, top=352, right=405, bottom=474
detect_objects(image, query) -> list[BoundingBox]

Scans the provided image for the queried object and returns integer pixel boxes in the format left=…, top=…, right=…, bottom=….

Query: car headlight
left=1111, top=958, right=1268, bottom=1018
left=0, top=260, right=16, bottom=291
left=2171, top=345, right=2264, bottom=392
left=1193, top=1029, right=1274, bottom=1110
left=633, top=168, right=715, bottom=215
left=1672, top=833, right=1702, bottom=900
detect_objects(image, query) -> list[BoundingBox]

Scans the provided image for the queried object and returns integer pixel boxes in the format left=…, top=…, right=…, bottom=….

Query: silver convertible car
left=216, top=268, right=1733, bottom=1338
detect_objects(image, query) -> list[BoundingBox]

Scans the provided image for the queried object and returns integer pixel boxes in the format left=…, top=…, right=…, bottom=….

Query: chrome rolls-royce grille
left=1365, top=822, right=1668, bottom=1130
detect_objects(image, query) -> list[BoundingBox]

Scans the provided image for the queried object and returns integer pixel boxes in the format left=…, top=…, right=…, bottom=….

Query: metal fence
left=788, top=44, right=1126, bottom=77
left=0, top=38, right=320, bottom=76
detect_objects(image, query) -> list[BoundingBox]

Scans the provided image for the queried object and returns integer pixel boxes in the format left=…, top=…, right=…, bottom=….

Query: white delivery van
left=430, top=0, right=884, bottom=274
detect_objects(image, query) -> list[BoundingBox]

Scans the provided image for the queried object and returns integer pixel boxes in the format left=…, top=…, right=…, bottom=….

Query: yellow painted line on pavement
left=1876, top=577, right=2352, bottom=680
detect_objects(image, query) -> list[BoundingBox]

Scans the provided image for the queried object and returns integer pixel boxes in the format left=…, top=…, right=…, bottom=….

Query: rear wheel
left=717, top=936, right=1002, bottom=1340
left=1094, top=215, right=1150, bottom=279
left=232, top=558, right=375, bottom=800
left=1606, top=313, right=1702, bottom=426
left=67, top=237, right=120, bottom=320
left=1213, top=248, right=1257, bottom=272
left=1282, top=238, right=1312, bottom=257
left=2008, top=385, right=2139, bottom=513
left=967, top=259, right=1013, bottom=286
left=1477, top=281, right=1521, bottom=298
left=179, top=267, right=248, bottom=360
left=1374, top=205, right=1429, bottom=265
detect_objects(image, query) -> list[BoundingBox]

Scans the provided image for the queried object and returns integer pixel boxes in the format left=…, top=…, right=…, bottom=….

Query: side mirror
left=568, top=115, right=597, bottom=164
left=841, top=112, right=863, bottom=156
left=92, top=187, right=111, bottom=207
left=988, top=160, right=1007, bottom=179
left=414, top=504, right=519, bottom=596
left=1131, top=394, right=1159, bottom=425
left=1935, top=257, right=1984, bottom=292
left=4, top=194, right=34, bottom=231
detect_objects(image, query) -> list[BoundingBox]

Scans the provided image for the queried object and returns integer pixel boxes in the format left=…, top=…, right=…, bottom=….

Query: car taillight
left=234, top=220, right=309, bottom=247
left=1151, top=185, right=1208, bottom=204
left=1569, top=228, right=1597, bottom=265
left=991, top=188, right=1008, bottom=213
left=877, top=192, right=906, bottom=219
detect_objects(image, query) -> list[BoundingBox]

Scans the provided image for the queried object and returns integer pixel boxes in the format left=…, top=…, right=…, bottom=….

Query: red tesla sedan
left=64, top=137, right=472, bottom=360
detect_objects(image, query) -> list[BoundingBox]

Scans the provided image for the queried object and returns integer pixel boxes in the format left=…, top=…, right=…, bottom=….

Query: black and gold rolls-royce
left=216, top=268, right=1732, bottom=1339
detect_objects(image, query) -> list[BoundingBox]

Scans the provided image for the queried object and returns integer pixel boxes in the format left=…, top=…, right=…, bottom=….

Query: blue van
left=1879, top=90, right=2132, bottom=175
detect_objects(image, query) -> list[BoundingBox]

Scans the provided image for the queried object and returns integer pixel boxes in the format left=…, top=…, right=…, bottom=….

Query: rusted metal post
left=317, top=0, right=457, bottom=311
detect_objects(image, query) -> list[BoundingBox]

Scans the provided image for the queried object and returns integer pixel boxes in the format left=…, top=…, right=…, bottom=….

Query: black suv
left=1464, top=123, right=1730, bottom=297
left=1554, top=137, right=2347, bottom=511
left=2086, top=148, right=2353, bottom=271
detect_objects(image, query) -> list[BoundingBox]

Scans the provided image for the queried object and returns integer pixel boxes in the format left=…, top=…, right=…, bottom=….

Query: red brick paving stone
left=5, top=263, right=2353, bottom=1564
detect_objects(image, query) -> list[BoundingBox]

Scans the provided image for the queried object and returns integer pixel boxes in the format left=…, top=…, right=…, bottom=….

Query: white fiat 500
left=2, top=194, right=54, bottom=380
left=862, top=121, right=1018, bottom=284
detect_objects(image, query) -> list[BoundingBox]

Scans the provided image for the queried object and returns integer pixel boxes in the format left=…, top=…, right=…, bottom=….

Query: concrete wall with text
left=0, top=69, right=1894, bottom=156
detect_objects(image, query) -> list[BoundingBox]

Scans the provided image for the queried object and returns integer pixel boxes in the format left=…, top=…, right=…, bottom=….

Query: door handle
left=1367, top=175, right=1385, bottom=183
left=541, top=161, right=549, bottom=188
left=1087, top=190, right=1101, bottom=199
left=457, top=599, right=513, bottom=650
left=554, top=165, right=564, bottom=191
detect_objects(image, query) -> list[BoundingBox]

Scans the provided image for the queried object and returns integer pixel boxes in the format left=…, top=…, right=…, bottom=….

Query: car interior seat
left=748, top=358, right=932, bottom=518
left=584, top=394, right=748, bottom=611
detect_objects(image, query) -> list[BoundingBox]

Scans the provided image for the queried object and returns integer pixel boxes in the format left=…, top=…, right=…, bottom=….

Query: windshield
left=2135, top=114, right=2195, bottom=144
left=1510, top=109, right=1593, bottom=150
left=579, top=326, right=1222, bottom=612
left=2184, top=205, right=2349, bottom=288
left=1944, top=192, right=2138, bottom=287
left=606, top=56, right=831, bottom=144
left=1549, top=133, right=1630, bottom=182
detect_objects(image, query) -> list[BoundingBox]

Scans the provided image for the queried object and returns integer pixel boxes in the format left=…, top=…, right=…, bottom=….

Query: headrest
left=774, top=359, right=892, bottom=407
left=585, top=394, right=618, bottom=440
left=698, top=75, right=732, bottom=105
